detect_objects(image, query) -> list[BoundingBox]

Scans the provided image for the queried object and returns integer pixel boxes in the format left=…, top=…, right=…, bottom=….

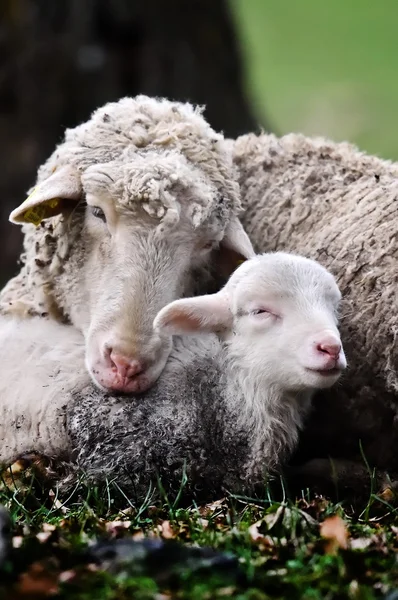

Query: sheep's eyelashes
left=90, top=206, right=106, bottom=222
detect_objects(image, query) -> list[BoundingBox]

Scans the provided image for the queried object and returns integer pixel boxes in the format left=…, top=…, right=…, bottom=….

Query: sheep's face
left=82, top=211, right=217, bottom=394
left=155, top=252, right=347, bottom=394
left=224, top=253, right=347, bottom=392
left=8, top=98, right=254, bottom=396
left=62, top=156, right=253, bottom=395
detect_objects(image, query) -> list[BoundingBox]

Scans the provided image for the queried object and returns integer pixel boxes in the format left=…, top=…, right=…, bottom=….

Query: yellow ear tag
left=20, top=193, right=61, bottom=226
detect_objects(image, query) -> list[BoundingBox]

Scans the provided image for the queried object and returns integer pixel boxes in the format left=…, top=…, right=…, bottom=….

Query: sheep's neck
left=224, top=356, right=313, bottom=475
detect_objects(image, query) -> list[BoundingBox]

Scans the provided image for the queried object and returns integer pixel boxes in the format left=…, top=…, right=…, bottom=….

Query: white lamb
left=66, top=252, right=346, bottom=499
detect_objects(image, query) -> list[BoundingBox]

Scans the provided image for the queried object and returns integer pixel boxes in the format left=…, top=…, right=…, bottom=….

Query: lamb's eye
left=90, top=206, right=106, bottom=222
left=251, top=308, right=270, bottom=316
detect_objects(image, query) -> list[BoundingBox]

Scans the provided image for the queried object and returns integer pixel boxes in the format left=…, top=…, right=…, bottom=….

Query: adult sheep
left=0, top=95, right=253, bottom=398
left=4, top=253, right=345, bottom=499
left=232, top=132, right=398, bottom=494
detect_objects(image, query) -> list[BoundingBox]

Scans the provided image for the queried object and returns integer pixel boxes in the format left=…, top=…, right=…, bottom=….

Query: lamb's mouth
left=305, top=367, right=342, bottom=377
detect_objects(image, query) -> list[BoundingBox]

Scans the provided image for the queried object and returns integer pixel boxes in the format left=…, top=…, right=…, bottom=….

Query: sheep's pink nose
left=109, top=351, right=145, bottom=379
left=316, top=340, right=341, bottom=360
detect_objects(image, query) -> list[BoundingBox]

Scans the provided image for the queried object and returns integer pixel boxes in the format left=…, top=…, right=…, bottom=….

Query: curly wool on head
left=0, top=96, right=243, bottom=322
left=37, top=95, right=240, bottom=220
left=232, top=131, right=398, bottom=488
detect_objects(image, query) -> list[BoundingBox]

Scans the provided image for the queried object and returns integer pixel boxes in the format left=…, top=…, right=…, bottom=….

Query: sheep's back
left=234, top=133, right=398, bottom=470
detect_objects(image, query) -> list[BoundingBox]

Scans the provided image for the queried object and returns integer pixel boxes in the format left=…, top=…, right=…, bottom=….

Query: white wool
left=0, top=316, right=89, bottom=465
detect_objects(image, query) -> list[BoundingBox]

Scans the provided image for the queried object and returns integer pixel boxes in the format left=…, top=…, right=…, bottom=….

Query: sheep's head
left=155, top=252, right=347, bottom=393
left=9, top=96, right=254, bottom=394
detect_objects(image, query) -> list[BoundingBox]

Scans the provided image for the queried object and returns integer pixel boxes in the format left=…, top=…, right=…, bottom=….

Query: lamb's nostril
left=316, top=342, right=341, bottom=359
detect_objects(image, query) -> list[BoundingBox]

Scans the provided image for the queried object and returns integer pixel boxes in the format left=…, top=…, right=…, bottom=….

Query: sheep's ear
left=9, top=165, right=82, bottom=226
left=154, top=292, right=232, bottom=335
left=217, top=216, right=255, bottom=277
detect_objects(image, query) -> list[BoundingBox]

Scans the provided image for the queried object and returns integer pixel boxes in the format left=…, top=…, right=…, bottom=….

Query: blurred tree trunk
left=0, top=0, right=265, bottom=285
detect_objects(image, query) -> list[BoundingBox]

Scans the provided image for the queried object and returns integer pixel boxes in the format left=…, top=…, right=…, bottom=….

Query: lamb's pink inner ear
left=154, top=293, right=231, bottom=335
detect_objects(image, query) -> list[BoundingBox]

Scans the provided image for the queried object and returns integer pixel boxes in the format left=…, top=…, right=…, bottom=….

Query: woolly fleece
left=233, top=132, right=398, bottom=477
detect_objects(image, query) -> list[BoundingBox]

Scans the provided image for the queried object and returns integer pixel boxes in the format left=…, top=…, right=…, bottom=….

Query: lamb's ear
left=217, top=216, right=255, bottom=277
left=154, top=292, right=232, bottom=335
left=9, top=165, right=82, bottom=226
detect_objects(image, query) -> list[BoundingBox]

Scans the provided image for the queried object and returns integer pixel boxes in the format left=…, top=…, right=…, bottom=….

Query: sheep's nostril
left=109, top=352, right=145, bottom=379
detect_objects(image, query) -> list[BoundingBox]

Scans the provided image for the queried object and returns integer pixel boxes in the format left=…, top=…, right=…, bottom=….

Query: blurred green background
left=231, top=0, right=398, bottom=160
left=1, top=0, right=397, bottom=283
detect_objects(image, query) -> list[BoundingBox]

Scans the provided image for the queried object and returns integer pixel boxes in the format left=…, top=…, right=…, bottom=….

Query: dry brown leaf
left=58, top=570, right=77, bottom=584
left=379, top=487, right=396, bottom=503
left=8, top=459, right=26, bottom=474
left=198, top=498, right=226, bottom=517
left=158, top=520, right=176, bottom=539
left=105, top=520, right=132, bottom=535
left=320, top=515, right=349, bottom=554
left=248, top=520, right=264, bottom=543
left=12, top=536, right=24, bottom=549
left=199, top=518, right=209, bottom=529
left=350, top=537, right=373, bottom=550
left=218, top=586, right=237, bottom=596
left=15, top=561, right=59, bottom=596
left=36, top=531, right=52, bottom=544
left=248, top=520, right=274, bottom=549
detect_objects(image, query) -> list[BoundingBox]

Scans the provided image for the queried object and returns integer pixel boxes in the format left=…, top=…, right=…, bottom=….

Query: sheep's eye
left=201, top=241, right=214, bottom=251
left=90, top=206, right=106, bottom=221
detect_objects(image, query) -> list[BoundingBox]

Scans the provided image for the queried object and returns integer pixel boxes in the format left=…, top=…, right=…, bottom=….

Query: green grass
left=230, top=0, right=398, bottom=160
left=0, top=463, right=397, bottom=599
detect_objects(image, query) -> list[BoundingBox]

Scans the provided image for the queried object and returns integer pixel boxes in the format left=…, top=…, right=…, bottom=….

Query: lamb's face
left=226, top=253, right=347, bottom=392
left=76, top=154, right=252, bottom=395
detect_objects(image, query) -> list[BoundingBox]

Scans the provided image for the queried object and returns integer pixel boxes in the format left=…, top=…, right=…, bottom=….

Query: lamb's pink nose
left=316, top=340, right=341, bottom=360
left=109, top=352, right=145, bottom=379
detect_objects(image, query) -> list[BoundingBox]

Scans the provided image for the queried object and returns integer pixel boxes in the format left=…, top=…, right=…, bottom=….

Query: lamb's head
left=155, top=252, right=346, bottom=393
left=8, top=96, right=254, bottom=394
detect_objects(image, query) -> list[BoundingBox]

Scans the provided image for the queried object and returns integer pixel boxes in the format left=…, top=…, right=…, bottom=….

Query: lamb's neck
left=224, top=357, right=313, bottom=471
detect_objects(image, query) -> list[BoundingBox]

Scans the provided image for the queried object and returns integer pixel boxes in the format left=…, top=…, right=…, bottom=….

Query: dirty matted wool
left=233, top=132, right=398, bottom=476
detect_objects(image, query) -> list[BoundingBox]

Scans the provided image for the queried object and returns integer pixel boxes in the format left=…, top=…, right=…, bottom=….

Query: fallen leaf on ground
left=198, top=498, right=226, bottom=517
left=248, top=520, right=273, bottom=546
left=105, top=520, right=132, bottom=535
left=320, top=515, right=349, bottom=554
left=13, top=536, right=24, bottom=549
left=36, top=531, right=52, bottom=544
left=158, top=520, right=175, bottom=539
left=379, top=487, right=396, bottom=503
left=350, top=537, right=373, bottom=550
left=58, top=570, right=77, bottom=584
left=14, top=561, right=59, bottom=596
